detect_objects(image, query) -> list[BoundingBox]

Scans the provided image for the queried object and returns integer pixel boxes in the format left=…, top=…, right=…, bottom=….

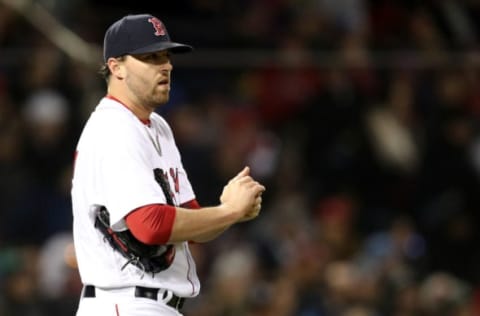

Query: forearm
left=168, top=205, right=239, bottom=243
left=190, top=226, right=231, bottom=243
left=191, top=208, right=259, bottom=242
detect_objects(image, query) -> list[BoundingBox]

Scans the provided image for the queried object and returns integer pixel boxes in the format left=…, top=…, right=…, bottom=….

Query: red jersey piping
left=105, top=94, right=151, bottom=126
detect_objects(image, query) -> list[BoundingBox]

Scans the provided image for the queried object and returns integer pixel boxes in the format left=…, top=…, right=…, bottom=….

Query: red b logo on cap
left=148, top=17, right=166, bottom=36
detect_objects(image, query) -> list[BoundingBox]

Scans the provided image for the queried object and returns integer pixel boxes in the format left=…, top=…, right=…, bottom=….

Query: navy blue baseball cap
left=103, top=14, right=193, bottom=62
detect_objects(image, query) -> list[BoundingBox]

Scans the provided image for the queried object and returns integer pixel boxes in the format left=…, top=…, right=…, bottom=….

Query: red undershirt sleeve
left=180, top=199, right=201, bottom=209
left=125, top=204, right=176, bottom=245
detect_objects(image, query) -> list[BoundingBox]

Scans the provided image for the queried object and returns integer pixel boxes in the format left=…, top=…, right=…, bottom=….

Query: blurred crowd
left=1, top=0, right=480, bottom=315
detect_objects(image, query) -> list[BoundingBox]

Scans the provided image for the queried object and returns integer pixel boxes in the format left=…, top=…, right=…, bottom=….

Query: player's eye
left=138, top=53, right=155, bottom=61
left=134, top=52, right=170, bottom=64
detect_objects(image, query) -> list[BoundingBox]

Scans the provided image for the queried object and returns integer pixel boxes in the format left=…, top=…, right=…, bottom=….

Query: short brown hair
left=98, top=63, right=110, bottom=82
left=98, top=56, right=126, bottom=83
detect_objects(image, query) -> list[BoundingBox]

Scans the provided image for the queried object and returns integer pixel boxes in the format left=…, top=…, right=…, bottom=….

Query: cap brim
left=129, top=42, right=193, bottom=55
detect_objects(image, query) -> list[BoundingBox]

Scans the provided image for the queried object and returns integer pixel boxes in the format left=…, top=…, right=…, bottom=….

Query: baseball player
left=71, top=14, right=265, bottom=316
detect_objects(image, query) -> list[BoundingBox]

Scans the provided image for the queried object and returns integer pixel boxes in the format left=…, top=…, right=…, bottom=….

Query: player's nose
left=160, top=59, right=173, bottom=71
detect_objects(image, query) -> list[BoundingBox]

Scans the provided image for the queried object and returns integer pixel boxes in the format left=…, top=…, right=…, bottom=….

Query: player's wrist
left=216, top=203, right=244, bottom=223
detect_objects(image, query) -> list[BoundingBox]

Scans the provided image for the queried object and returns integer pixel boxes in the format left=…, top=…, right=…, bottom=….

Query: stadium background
left=1, top=0, right=480, bottom=315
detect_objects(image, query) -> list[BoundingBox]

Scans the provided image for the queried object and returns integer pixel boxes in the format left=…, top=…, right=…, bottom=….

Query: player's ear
left=107, top=57, right=126, bottom=80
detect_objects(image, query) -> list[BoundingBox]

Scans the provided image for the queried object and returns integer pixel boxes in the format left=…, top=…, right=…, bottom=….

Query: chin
left=151, top=89, right=169, bottom=102
left=155, top=95, right=169, bottom=105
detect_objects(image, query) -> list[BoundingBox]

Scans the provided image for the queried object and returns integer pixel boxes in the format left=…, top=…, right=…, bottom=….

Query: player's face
left=122, top=50, right=172, bottom=108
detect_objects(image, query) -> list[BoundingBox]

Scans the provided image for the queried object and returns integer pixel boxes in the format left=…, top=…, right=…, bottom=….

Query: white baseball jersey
left=71, top=96, right=200, bottom=297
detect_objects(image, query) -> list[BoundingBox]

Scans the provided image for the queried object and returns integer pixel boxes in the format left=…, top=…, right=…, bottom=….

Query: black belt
left=83, top=285, right=185, bottom=310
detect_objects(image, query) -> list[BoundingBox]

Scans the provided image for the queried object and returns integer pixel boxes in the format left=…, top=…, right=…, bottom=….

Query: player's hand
left=238, top=193, right=263, bottom=222
left=220, top=166, right=265, bottom=220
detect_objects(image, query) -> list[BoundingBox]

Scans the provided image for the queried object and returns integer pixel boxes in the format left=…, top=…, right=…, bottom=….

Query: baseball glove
left=93, top=168, right=178, bottom=276
left=94, top=205, right=175, bottom=276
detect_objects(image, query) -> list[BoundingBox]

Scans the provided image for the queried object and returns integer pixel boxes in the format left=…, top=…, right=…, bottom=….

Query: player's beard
left=125, top=74, right=170, bottom=109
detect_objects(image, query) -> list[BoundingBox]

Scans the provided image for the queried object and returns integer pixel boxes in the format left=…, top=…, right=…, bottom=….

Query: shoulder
left=93, top=98, right=137, bottom=126
left=82, top=98, right=145, bottom=148
left=89, top=98, right=146, bottom=140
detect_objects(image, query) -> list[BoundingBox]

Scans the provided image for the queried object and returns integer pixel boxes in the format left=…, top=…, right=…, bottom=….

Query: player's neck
left=107, top=90, right=152, bottom=121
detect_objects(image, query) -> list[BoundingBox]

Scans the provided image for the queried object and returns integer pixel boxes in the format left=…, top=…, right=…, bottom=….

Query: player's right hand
left=220, top=166, right=265, bottom=221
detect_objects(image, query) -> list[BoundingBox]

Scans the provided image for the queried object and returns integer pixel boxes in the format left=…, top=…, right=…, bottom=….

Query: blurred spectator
left=418, top=272, right=472, bottom=316
left=22, top=89, right=72, bottom=184
left=37, top=232, right=81, bottom=314
left=0, top=246, right=40, bottom=316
